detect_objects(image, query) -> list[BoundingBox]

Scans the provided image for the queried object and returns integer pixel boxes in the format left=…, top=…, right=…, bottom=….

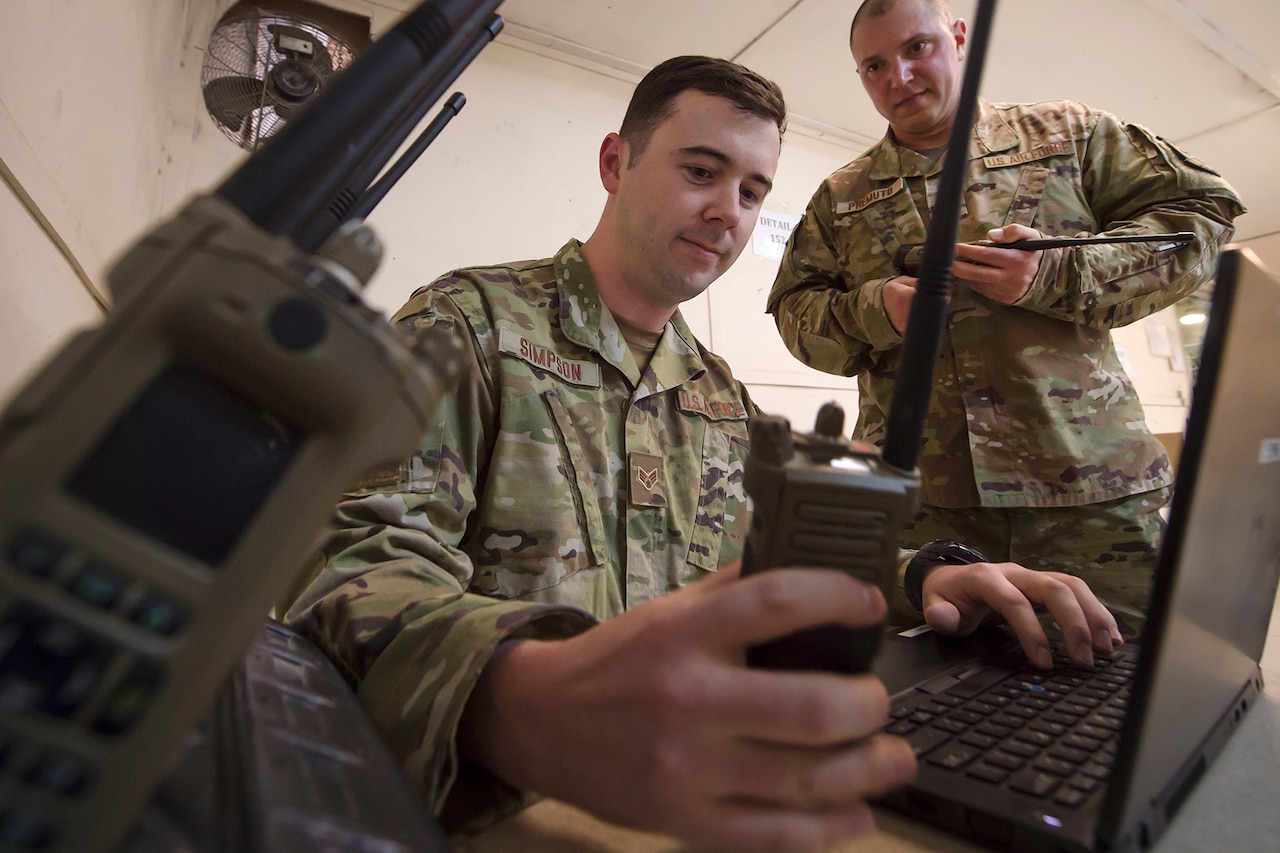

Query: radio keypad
left=0, top=529, right=177, bottom=829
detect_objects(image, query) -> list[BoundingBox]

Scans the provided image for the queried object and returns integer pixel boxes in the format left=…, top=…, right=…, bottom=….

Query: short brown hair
left=618, top=55, right=787, bottom=163
left=850, top=0, right=954, bottom=47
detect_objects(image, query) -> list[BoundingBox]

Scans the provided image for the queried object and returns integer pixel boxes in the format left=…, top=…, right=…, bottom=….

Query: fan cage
left=201, top=8, right=360, bottom=151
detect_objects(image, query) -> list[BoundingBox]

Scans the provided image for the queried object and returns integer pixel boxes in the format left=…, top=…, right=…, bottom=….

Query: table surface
left=459, top=597, right=1280, bottom=853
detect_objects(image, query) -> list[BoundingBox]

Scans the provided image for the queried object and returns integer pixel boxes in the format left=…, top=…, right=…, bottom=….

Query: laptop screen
left=1101, top=248, right=1280, bottom=845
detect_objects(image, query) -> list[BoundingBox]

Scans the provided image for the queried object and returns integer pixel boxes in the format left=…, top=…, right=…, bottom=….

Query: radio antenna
left=880, top=0, right=998, bottom=471
left=215, top=0, right=502, bottom=250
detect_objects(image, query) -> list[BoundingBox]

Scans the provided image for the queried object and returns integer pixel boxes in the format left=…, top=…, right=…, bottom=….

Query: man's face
left=851, top=0, right=966, bottom=150
left=611, top=89, right=780, bottom=311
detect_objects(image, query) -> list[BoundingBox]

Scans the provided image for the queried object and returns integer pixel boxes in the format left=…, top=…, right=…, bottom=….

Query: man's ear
left=953, top=17, right=967, bottom=61
left=599, top=132, right=626, bottom=193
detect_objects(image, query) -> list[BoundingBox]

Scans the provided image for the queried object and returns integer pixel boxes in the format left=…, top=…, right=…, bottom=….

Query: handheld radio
left=0, top=2, right=504, bottom=851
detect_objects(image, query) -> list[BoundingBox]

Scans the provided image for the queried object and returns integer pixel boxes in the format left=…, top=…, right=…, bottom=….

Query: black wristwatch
left=905, top=539, right=989, bottom=612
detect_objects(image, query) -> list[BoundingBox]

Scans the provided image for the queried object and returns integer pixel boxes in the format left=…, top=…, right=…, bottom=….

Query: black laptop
left=871, top=247, right=1280, bottom=852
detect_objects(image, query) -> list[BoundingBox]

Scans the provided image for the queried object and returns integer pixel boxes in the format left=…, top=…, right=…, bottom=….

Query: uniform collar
left=552, top=239, right=708, bottom=392
left=866, top=98, right=1019, bottom=180
left=972, top=98, right=1020, bottom=155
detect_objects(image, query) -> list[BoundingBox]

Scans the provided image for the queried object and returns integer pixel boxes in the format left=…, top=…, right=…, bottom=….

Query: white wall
left=1113, top=307, right=1194, bottom=436
left=0, top=166, right=102, bottom=401
left=0, top=0, right=1204, bottom=439
left=0, top=0, right=227, bottom=404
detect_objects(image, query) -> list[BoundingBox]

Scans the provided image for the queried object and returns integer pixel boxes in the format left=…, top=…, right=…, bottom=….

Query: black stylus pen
left=894, top=232, right=1195, bottom=276
left=971, top=231, right=1196, bottom=250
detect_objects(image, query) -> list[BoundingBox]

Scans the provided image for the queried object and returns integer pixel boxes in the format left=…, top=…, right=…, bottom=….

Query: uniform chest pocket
left=838, top=189, right=923, bottom=276
left=472, top=386, right=607, bottom=598
left=1003, top=165, right=1051, bottom=228
left=686, top=426, right=750, bottom=573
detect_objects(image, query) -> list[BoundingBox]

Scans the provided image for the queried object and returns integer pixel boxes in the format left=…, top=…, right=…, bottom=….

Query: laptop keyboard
left=886, top=646, right=1135, bottom=809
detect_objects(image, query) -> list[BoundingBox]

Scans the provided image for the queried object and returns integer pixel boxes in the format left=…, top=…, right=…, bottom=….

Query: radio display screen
left=67, top=366, right=302, bottom=566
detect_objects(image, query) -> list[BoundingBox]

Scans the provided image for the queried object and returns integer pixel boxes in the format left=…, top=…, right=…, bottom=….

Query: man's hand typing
left=921, top=561, right=1123, bottom=669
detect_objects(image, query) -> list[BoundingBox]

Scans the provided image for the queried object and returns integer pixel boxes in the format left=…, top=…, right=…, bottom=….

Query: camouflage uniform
left=284, top=239, right=754, bottom=834
left=768, top=99, right=1244, bottom=610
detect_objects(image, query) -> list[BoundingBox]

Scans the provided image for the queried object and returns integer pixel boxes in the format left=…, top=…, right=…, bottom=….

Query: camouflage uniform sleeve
left=767, top=182, right=903, bottom=377
left=283, top=285, right=597, bottom=834
left=1015, top=112, right=1246, bottom=328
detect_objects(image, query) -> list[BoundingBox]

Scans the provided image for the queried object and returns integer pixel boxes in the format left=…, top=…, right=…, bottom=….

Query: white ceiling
left=367, top=0, right=1280, bottom=245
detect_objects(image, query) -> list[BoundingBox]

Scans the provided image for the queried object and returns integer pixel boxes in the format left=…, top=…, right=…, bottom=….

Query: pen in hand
left=970, top=232, right=1196, bottom=251
left=894, top=232, right=1196, bottom=277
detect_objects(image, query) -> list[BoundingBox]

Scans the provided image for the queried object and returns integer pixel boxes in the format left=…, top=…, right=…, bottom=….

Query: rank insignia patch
left=629, top=452, right=665, bottom=507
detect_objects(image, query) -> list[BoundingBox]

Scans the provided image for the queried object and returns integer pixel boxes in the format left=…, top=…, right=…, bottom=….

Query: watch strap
left=904, top=539, right=989, bottom=612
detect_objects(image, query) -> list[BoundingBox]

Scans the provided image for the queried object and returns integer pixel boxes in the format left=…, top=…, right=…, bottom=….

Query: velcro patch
left=630, top=452, right=666, bottom=507
left=498, top=327, right=600, bottom=387
left=836, top=178, right=905, bottom=214
left=678, top=390, right=748, bottom=421
left=983, top=141, right=1071, bottom=169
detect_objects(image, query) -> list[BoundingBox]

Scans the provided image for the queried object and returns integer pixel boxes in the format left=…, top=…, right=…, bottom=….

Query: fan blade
left=203, top=75, right=269, bottom=130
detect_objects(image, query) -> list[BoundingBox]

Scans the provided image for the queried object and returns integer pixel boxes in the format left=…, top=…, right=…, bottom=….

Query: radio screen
left=66, top=366, right=302, bottom=565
